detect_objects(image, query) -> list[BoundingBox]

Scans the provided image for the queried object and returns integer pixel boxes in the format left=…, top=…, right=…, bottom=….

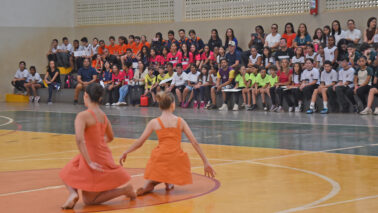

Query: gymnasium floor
left=0, top=103, right=377, bottom=213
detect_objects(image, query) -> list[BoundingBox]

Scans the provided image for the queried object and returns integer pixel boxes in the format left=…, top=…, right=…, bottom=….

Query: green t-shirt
left=256, top=74, right=270, bottom=87
left=268, top=74, right=278, bottom=87
left=235, top=74, right=248, bottom=88
left=248, top=73, right=259, bottom=86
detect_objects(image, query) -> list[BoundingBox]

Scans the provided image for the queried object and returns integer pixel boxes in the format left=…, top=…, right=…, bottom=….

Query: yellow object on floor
left=58, top=67, right=72, bottom=75
left=5, top=94, right=29, bottom=103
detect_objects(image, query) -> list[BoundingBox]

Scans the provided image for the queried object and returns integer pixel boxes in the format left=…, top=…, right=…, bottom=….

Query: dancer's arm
left=75, top=112, right=103, bottom=172
left=119, top=120, right=154, bottom=166
left=104, top=117, right=114, bottom=143
left=182, top=119, right=216, bottom=178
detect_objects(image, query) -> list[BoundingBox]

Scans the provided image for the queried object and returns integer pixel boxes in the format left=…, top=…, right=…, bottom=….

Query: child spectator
left=194, top=65, right=212, bottom=109
left=267, top=65, right=279, bottom=111
left=247, top=64, right=260, bottom=111
left=231, top=66, right=249, bottom=110
left=106, top=36, right=119, bottom=56
left=300, top=59, right=320, bottom=111
left=254, top=66, right=271, bottom=111
left=168, top=64, right=188, bottom=107
left=324, top=36, right=338, bottom=66
left=165, top=30, right=179, bottom=50
left=262, top=47, right=275, bottom=70
left=182, top=64, right=200, bottom=108
left=291, top=46, right=305, bottom=65
left=314, top=44, right=325, bottom=68
left=305, top=44, right=316, bottom=60
left=306, top=61, right=337, bottom=114
left=188, top=29, right=205, bottom=53
left=44, top=60, right=61, bottom=104
left=24, top=66, right=43, bottom=102
left=11, top=61, right=28, bottom=94
left=109, top=64, right=124, bottom=106
left=354, top=56, right=374, bottom=111
left=57, top=37, right=73, bottom=68
left=199, top=45, right=215, bottom=68
left=167, top=43, right=182, bottom=67
left=47, top=39, right=58, bottom=63
left=116, top=62, right=134, bottom=106
left=285, top=63, right=303, bottom=112
left=272, top=59, right=292, bottom=112
left=360, top=70, right=378, bottom=115
left=100, top=61, right=114, bottom=106
left=180, top=43, right=191, bottom=70
left=248, top=46, right=262, bottom=67
left=144, top=67, right=157, bottom=106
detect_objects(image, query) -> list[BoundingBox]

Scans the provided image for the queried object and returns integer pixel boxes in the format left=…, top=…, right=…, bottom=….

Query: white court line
left=0, top=173, right=144, bottom=197
left=0, top=116, right=14, bottom=127
left=293, top=194, right=378, bottom=211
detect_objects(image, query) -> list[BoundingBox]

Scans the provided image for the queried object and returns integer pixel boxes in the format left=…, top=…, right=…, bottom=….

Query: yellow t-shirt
left=256, top=74, right=270, bottom=87
left=248, top=73, right=259, bottom=86
left=144, top=74, right=156, bottom=89
left=156, top=73, right=169, bottom=83
left=217, top=69, right=235, bottom=83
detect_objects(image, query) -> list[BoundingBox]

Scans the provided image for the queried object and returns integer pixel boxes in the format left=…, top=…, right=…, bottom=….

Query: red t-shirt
left=181, top=52, right=191, bottom=70
left=122, top=69, right=134, bottom=85
left=201, top=51, right=215, bottom=61
left=112, top=71, right=125, bottom=85
left=190, top=53, right=201, bottom=63
left=277, top=69, right=293, bottom=83
left=150, top=55, right=164, bottom=66
left=282, top=33, right=296, bottom=48
left=167, top=51, right=182, bottom=67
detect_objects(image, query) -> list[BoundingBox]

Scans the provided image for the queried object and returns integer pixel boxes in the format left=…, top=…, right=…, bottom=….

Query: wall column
left=174, top=0, right=185, bottom=22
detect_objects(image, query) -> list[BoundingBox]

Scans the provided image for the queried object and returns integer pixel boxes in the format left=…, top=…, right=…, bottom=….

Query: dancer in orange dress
left=60, top=83, right=136, bottom=209
left=120, top=91, right=216, bottom=196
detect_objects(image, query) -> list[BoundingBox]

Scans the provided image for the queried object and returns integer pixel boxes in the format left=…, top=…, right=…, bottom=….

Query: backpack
left=64, top=74, right=77, bottom=88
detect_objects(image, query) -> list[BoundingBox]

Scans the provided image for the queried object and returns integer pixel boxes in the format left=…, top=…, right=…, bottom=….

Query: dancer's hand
left=119, top=153, right=127, bottom=166
left=89, top=161, right=104, bottom=172
left=204, top=163, right=216, bottom=178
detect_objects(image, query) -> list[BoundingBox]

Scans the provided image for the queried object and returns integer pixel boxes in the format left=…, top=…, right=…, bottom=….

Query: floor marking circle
left=0, top=116, right=13, bottom=127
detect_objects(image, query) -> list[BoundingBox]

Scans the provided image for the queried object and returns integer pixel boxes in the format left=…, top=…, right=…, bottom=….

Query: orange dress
left=60, top=110, right=131, bottom=192
left=144, top=117, right=192, bottom=185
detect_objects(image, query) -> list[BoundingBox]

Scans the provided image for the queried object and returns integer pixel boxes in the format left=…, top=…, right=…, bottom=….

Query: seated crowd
left=11, top=17, right=378, bottom=115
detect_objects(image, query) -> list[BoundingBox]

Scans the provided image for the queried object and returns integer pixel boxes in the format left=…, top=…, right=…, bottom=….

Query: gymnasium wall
left=0, top=0, right=377, bottom=101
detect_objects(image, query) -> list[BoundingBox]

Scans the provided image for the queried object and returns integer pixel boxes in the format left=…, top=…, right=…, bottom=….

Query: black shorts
left=174, top=85, right=185, bottom=93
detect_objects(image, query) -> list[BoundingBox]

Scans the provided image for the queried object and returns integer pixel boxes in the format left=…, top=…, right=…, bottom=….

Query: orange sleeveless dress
left=59, top=110, right=131, bottom=192
left=144, top=117, right=193, bottom=185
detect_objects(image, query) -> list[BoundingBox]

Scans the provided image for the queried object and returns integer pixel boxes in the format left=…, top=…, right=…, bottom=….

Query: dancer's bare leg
left=82, top=184, right=136, bottom=206
left=136, top=180, right=160, bottom=196
left=164, top=183, right=174, bottom=191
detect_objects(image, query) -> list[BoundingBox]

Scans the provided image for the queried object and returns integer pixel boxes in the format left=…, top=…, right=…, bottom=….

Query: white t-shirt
left=171, top=72, right=187, bottom=86
left=374, top=33, right=378, bottom=43
left=26, top=73, right=42, bottom=83
left=58, top=43, right=73, bottom=53
left=265, top=33, right=281, bottom=48
left=291, top=56, right=305, bottom=64
left=249, top=54, right=261, bottom=64
left=14, top=69, right=29, bottom=79
left=324, top=46, right=337, bottom=62
left=338, top=67, right=355, bottom=88
left=305, top=52, right=316, bottom=60
left=82, top=44, right=92, bottom=56
left=332, top=30, right=346, bottom=45
left=292, top=73, right=301, bottom=85
left=301, top=67, right=319, bottom=84
left=345, top=29, right=362, bottom=43
left=186, top=71, right=200, bottom=84
left=90, top=44, right=99, bottom=55
left=315, top=54, right=324, bottom=67
left=320, top=69, right=338, bottom=85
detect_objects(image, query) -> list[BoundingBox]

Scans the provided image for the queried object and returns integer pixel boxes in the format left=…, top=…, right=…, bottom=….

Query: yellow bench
left=58, top=67, right=72, bottom=75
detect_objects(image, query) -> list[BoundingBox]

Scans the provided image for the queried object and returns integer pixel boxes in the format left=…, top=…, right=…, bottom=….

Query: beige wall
left=1, top=7, right=377, bottom=101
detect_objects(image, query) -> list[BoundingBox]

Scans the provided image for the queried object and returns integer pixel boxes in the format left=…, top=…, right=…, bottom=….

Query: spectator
left=11, top=61, right=28, bottom=94
left=180, top=43, right=191, bottom=70
left=209, top=58, right=235, bottom=111
left=267, top=65, right=279, bottom=111
left=188, top=29, right=205, bottom=53
left=47, top=39, right=58, bottom=63
left=274, top=38, right=294, bottom=67
left=248, top=25, right=266, bottom=54
left=168, top=63, right=187, bottom=106
left=161, top=46, right=170, bottom=67
left=102, top=48, right=119, bottom=67
left=363, top=17, right=376, bottom=44
left=74, top=58, right=97, bottom=104
left=57, top=37, right=73, bottom=68
left=273, top=59, right=292, bottom=112
left=189, top=44, right=201, bottom=68
left=98, top=40, right=106, bottom=55
left=323, top=25, right=331, bottom=46
left=293, top=23, right=312, bottom=49
left=248, top=46, right=262, bottom=67
left=167, top=43, right=182, bottom=67
left=194, top=65, right=213, bottom=109
left=140, top=35, right=150, bottom=49
left=345, top=19, right=362, bottom=45
left=291, top=46, right=305, bottom=65
left=312, top=28, right=326, bottom=52
left=178, top=29, right=190, bottom=48
left=117, top=36, right=128, bottom=57
left=314, top=44, right=325, bottom=68
left=224, top=28, right=238, bottom=50
left=216, top=46, right=226, bottom=65
left=144, top=67, right=157, bottom=105
left=354, top=56, right=374, bottom=111
left=115, top=62, right=134, bottom=106
left=360, top=69, right=378, bottom=115
left=262, top=47, right=275, bottom=70
left=90, top=37, right=99, bottom=56
left=165, top=30, right=179, bottom=50
left=208, top=29, right=222, bottom=51
left=137, top=45, right=150, bottom=67
left=282, top=22, right=296, bottom=48
left=247, top=65, right=259, bottom=110
left=331, top=20, right=346, bottom=45
left=24, top=66, right=43, bottom=102
left=254, top=66, right=271, bottom=111
left=108, top=64, right=123, bottom=106
left=182, top=64, right=200, bottom=108
left=337, top=39, right=349, bottom=64
left=347, top=43, right=361, bottom=67
left=44, top=60, right=61, bottom=104
left=199, top=45, right=215, bottom=68
left=300, top=59, right=320, bottom=111
left=285, top=63, right=303, bottom=112
left=324, top=36, right=338, bottom=66
left=100, top=61, right=114, bottom=106
left=305, top=44, right=316, bottom=60
left=225, top=41, right=241, bottom=68
left=264, top=24, right=281, bottom=51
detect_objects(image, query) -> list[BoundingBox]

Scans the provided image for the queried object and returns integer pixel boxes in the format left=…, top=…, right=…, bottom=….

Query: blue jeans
left=118, top=85, right=129, bottom=102
left=48, top=82, right=61, bottom=102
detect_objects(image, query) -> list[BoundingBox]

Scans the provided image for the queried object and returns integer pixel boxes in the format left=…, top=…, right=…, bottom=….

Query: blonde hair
left=156, top=92, right=175, bottom=110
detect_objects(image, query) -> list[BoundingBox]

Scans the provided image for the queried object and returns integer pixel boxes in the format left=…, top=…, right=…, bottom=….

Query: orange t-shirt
left=131, top=42, right=143, bottom=54
left=106, top=44, right=119, bottom=55
left=118, top=44, right=127, bottom=55
left=141, top=41, right=150, bottom=48
left=282, top=33, right=296, bottom=48
left=92, top=60, right=103, bottom=70
left=98, top=46, right=105, bottom=55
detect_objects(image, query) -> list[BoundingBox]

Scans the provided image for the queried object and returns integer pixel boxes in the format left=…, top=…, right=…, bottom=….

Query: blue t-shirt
left=294, top=34, right=312, bottom=46
left=226, top=50, right=241, bottom=66
left=78, top=67, right=97, bottom=82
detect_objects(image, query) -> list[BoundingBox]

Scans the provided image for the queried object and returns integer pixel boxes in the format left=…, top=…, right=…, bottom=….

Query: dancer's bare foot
left=61, top=192, right=79, bottom=209
left=124, top=185, right=136, bottom=200
left=165, top=183, right=174, bottom=191
left=136, top=187, right=145, bottom=196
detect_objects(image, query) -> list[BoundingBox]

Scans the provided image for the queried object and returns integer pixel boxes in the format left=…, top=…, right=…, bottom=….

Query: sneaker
left=240, top=103, right=246, bottom=109
left=73, top=100, right=78, bottom=105
left=374, top=107, right=378, bottom=115
left=288, top=107, right=293, bottom=112
left=219, top=104, right=228, bottom=111
left=206, top=102, right=211, bottom=109
left=306, top=109, right=314, bottom=114
left=269, top=105, right=277, bottom=112
left=182, top=102, right=189, bottom=108
left=23, top=91, right=28, bottom=96
left=120, top=102, right=127, bottom=106
left=48, top=101, right=53, bottom=105
left=34, top=96, right=40, bottom=103
left=105, top=102, right=111, bottom=106
left=112, top=102, right=118, bottom=106
left=263, top=103, right=268, bottom=111
left=251, top=104, right=257, bottom=111
left=193, top=101, right=198, bottom=109
left=209, top=104, right=217, bottom=110
left=276, top=106, right=283, bottom=112
left=353, top=105, right=359, bottom=113
left=246, top=105, right=253, bottom=111
left=295, top=106, right=300, bottom=112
left=200, top=101, right=205, bottom=109
left=360, top=107, right=372, bottom=115
left=232, top=104, right=239, bottom=111
left=29, top=96, right=34, bottom=102
left=320, top=108, right=329, bottom=114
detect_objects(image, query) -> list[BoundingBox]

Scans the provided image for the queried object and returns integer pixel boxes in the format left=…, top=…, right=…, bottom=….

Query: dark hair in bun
left=85, top=83, right=104, bottom=104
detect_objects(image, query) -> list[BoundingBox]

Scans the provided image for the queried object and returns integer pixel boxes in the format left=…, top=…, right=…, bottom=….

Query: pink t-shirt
left=277, top=69, right=293, bottom=83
